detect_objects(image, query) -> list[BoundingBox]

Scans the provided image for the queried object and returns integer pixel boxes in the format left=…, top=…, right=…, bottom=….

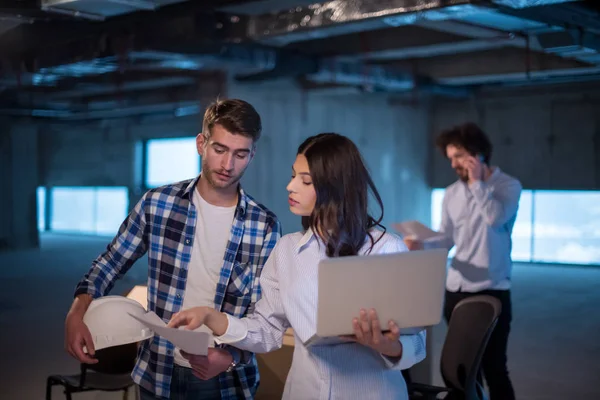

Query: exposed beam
left=536, top=29, right=600, bottom=63
left=284, top=24, right=523, bottom=61
left=493, top=1, right=600, bottom=32
left=144, top=44, right=278, bottom=72
left=0, top=69, right=226, bottom=111
left=0, top=65, right=222, bottom=91
left=416, top=19, right=535, bottom=49
left=338, top=38, right=520, bottom=61
left=285, top=26, right=470, bottom=55
left=145, top=42, right=465, bottom=96
left=416, top=19, right=521, bottom=40
left=0, top=100, right=203, bottom=120
left=23, top=85, right=201, bottom=108
left=381, top=46, right=588, bottom=80
left=438, top=65, right=600, bottom=85
left=42, top=77, right=197, bottom=100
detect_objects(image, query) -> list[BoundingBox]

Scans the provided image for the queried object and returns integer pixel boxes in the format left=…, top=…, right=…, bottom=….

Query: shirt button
left=176, top=293, right=181, bottom=299
left=167, top=350, right=172, bottom=355
left=185, top=238, right=191, bottom=245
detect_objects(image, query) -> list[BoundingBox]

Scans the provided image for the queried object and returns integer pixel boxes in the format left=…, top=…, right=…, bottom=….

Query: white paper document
left=129, top=311, right=211, bottom=356
left=393, top=220, right=444, bottom=241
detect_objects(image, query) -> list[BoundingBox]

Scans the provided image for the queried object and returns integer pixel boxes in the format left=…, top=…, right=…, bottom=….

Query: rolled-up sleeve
left=381, top=329, right=427, bottom=370
left=217, top=314, right=249, bottom=343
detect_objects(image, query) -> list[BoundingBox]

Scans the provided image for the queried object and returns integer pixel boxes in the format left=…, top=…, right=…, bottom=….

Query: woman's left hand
left=351, top=308, right=403, bottom=357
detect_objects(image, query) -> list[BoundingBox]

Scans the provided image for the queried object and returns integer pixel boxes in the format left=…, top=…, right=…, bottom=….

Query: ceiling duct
left=245, top=0, right=579, bottom=45
left=40, top=0, right=187, bottom=20
left=248, top=0, right=481, bottom=45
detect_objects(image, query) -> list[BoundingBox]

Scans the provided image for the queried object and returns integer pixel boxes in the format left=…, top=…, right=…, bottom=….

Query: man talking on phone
left=405, top=122, right=521, bottom=400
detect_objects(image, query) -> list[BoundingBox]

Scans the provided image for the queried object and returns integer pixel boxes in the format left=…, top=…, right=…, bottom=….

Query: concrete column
left=0, top=118, right=40, bottom=251
left=0, top=119, right=11, bottom=250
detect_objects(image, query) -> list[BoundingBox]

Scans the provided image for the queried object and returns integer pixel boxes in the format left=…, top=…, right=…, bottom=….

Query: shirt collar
left=295, top=229, right=317, bottom=254
left=490, top=166, right=501, bottom=180
left=480, top=166, right=501, bottom=185
left=184, top=174, right=247, bottom=218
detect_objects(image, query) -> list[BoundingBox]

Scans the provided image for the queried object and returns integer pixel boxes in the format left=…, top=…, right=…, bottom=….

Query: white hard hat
left=83, top=296, right=154, bottom=351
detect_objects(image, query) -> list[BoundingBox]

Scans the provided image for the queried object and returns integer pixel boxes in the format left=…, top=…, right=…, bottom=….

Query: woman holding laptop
left=168, top=133, right=426, bottom=399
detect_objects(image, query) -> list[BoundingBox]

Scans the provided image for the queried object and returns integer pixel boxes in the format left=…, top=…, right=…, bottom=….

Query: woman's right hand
left=403, top=237, right=424, bottom=251
left=168, top=307, right=229, bottom=336
left=167, top=307, right=213, bottom=330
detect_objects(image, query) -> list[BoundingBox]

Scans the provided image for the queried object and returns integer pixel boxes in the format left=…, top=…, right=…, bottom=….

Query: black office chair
left=46, top=342, right=138, bottom=400
left=409, top=295, right=502, bottom=400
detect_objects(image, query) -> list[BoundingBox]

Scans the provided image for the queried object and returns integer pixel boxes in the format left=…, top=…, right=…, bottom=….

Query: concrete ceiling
left=0, top=0, right=599, bottom=119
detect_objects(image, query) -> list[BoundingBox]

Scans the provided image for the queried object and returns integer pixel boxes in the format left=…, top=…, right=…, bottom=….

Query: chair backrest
left=440, top=295, right=502, bottom=400
left=80, top=342, right=138, bottom=385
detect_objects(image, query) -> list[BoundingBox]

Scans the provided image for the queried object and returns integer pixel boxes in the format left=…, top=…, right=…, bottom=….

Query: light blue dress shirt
left=427, top=167, right=522, bottom=292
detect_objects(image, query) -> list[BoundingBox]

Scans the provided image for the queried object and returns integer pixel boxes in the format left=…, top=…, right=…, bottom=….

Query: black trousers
left=444, top=289, right=516, bottom=400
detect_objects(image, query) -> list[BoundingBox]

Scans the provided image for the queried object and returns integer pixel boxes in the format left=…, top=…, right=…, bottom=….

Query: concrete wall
left=230, top=80, right=432, bottom=232
left=35, top=80, right=433, bottom=236
left=430, top=84, right=600, bottom=189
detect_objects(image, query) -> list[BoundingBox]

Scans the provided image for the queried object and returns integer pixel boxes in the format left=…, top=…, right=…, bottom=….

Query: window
left=37, top=187, right=46, bottom=232
left=146, top=138, right=199, bottom=188
left=431, top=188, right=456, bottom=258
left=430, top=189, right=445, bottom=232
left=430, top=188, right=600, bottom=265
left=532, top=191, right=600, bottom=265
left=49, top=187, right=128, bottom=235
left=95, top=188, right=129, bottom=235
left=52, top=187, right=96, bottom=233
left=511, top=190, right=533, bottom=262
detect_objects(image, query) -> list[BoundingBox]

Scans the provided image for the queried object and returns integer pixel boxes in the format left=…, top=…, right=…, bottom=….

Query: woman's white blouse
left=217, top=229, right=427, bottom=400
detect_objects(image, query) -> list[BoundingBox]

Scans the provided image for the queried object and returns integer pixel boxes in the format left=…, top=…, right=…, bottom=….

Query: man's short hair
left=202, top=99, right=262, bottom=142
left=435, top=122, right=493, bottom=164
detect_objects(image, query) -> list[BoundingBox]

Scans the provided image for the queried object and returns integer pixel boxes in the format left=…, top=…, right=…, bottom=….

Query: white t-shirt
left=173, top=187, right=236, bottom=368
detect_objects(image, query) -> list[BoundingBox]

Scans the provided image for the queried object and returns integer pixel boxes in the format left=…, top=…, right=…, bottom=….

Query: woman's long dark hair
left=298, top=133, right=385, bottom=257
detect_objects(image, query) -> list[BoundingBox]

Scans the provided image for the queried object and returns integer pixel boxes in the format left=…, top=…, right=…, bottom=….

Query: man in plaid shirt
left=64, top=99, right=282, bottom=399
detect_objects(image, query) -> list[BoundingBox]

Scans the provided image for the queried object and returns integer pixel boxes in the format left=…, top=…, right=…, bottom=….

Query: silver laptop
left=314, top=248, right=448, bottom=339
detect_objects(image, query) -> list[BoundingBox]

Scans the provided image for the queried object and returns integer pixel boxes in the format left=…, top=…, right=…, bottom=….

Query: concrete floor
left=0, top=234, right=598, bottom=400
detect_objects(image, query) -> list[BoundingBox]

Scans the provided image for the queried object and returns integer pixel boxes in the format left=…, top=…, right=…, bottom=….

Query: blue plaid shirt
left=75, top=176, right=282, bottom=399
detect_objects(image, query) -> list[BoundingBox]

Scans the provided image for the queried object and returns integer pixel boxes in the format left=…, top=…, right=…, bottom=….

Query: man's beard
left=455, top=167, right=469, bottom=182
left=204, top=166, right=242, bottom=189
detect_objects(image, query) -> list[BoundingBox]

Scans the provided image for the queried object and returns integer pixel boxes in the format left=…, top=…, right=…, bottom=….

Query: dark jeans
left=444, top=289, right=516, bottom=400
left=139, top=366, right=221, bottom=400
